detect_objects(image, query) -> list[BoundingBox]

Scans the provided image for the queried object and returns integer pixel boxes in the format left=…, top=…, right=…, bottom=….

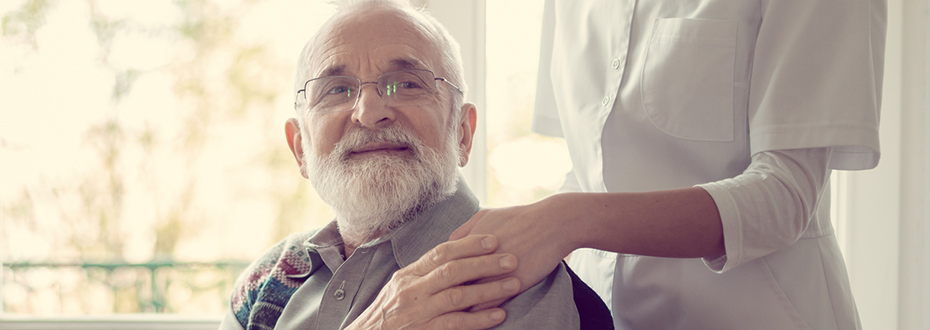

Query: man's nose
left=351, top=83, right=395, bottom=128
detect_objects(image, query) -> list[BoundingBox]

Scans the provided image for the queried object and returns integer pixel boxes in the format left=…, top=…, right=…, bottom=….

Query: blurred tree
left=1, top=0, right=335, bottom=314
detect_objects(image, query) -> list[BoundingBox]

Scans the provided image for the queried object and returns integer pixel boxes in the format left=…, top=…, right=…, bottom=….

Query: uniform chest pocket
left=642, top=18, right=737, bottom=142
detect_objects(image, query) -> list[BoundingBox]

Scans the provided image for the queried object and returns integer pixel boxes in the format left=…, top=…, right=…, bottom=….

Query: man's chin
left=306, top=130, right=460, bottom=244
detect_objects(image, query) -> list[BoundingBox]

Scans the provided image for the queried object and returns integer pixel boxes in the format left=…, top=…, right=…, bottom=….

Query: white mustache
left=332, top=126, right=424, bottom=160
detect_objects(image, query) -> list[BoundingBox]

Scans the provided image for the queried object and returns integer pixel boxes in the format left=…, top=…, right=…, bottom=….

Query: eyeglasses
left=294, top=69, right=463, bottom=112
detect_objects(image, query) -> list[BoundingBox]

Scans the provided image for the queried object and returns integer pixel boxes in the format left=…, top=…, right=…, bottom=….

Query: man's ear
left=285, top=118, right=309, bottom=179
left=456, top=103, right=478, bottom=167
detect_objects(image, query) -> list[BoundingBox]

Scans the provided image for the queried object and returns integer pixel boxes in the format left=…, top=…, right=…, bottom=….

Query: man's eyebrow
left=318, top=65, right=347, bottom=78
left=314, top=59, right=423, bottom=78
left=389, top=58, right=424, bottom=70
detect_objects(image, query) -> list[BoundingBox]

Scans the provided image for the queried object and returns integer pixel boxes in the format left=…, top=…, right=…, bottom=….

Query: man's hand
left=345, top=235, right=521, bottom=330
left=449, top=197, right=582, bottom=311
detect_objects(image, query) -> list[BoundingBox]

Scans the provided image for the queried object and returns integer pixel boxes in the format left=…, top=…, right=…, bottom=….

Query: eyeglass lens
left=303, top=70, right=437, bottom=112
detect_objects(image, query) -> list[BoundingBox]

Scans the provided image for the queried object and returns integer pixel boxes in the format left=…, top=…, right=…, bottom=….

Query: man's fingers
left=433, top=276, right=520, bottom=311
left=449, top=209, right=487, bottom=241
left=468, top=297, right=510, bottom=312
left=407, top=234, right=498, bottom=277
left=420, top=253, right=518, bottom=293
left=426, top=308, right=507, bottom=330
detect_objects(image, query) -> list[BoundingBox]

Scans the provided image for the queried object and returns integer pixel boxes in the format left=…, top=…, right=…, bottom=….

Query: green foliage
left=112, top=69, right=140, bottom=102
left=1, top=0, right=55, bottom=47
left=1, top=0, right=334, bottom=314
left=72, top=120, right=127, bottom=261
left=88, top=7, right=122, bottom=51
left=228, top=46, right=282, bottom=117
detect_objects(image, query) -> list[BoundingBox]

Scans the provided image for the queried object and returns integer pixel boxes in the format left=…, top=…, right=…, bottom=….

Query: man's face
left=302, top=7, right=455, bottom=161
left=284, top=7, right=476, bottom=245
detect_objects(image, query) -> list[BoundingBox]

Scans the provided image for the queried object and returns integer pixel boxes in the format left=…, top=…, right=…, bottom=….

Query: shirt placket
left=592, top=0, right=636, bottom=192
left=314, top=246, right=374, bottom=327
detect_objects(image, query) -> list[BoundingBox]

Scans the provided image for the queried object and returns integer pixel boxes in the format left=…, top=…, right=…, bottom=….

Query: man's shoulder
left=228, top=230, right=320, bottom=325
left=499, top=263, right=583, bottom=329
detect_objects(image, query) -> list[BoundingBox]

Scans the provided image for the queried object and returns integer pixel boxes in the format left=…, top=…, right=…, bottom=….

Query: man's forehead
left=315, top=58, right=427, bottom=78
left=303, top=6, right=440, bottom=78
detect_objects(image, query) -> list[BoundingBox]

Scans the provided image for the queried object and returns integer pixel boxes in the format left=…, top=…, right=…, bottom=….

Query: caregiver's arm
left=451, top=147, right=830, bottom=301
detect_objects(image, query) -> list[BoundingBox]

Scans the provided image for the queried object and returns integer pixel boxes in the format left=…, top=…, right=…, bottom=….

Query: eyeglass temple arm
left=435, top=78, right=463, bottom=94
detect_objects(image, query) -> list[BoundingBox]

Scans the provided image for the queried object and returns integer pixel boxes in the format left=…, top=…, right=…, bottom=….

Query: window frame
left=0, top=315, right=221, bottom=330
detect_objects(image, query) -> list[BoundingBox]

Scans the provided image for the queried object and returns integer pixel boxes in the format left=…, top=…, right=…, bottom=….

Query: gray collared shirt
left=220, top=179, right=579, bottom=329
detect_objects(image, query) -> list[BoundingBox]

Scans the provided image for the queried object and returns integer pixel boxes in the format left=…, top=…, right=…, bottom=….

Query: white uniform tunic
left=532, top=1, right=885, bottom=329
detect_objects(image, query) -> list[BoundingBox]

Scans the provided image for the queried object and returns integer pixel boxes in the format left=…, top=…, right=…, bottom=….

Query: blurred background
left=0, top=0, right=568, bottom=315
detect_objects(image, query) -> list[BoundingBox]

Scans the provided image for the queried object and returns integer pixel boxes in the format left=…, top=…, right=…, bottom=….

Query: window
left=483, top=1, right=569, bottom=208
left=1, top=0, right=338, bottom=318
left=1, top=0, right=562, bottom=324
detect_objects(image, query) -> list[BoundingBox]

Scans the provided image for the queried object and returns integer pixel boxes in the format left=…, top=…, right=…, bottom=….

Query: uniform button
left=612, top=59, right=620, bottom=69
left=334, top=289, right=345, bottom=300
left=601, top=97, right=610, bottom=106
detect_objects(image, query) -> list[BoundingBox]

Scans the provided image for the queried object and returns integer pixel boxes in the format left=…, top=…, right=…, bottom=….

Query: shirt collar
left=305, top=221, right=342, bottom=250
left=385, top=177, right=480, bottom=268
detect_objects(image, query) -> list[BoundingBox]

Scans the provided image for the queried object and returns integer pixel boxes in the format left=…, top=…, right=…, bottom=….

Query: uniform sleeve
left=495, top=262, right=580, bottom=329
left=748, top=0, right=885, bottom=170
left=697, top=148, right=830, bottom=273
left=531, top=0, right=562, bottom=138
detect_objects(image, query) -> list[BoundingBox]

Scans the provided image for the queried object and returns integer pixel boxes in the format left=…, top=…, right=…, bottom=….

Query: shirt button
left=601, top=96, right=610, bottom=106
left=611, top=59, right=620, bottom=69
left=334, top=289, right=345, bottom=300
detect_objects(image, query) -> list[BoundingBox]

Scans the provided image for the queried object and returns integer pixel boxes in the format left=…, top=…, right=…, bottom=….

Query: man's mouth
left=348, top=142, right=411, bottom=157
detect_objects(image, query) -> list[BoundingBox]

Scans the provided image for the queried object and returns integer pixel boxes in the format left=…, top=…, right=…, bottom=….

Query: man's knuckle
left=445, top=287, right=465, bottom=308
left=432, top=243, right=450, bottom=262
left=389, top=271, right=409, bottom=284
left=437, top=262, right=456, bottom=281
left=442, top=316, right=459, bottom=330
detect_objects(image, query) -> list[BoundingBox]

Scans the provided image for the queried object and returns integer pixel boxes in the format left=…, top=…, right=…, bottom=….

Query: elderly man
left=219, top=1, right=587, bottom=329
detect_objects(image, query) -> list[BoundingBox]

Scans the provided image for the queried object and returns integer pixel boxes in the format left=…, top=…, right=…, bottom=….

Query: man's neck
left=344, top=244, right=357, bottom=259
left=341, top=230, right=386, bottom=260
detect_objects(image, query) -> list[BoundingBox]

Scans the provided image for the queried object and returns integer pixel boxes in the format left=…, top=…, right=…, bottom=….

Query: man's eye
left=326, top=86, right=352, bottom=95
left=396, top=81, right=422, bottom=89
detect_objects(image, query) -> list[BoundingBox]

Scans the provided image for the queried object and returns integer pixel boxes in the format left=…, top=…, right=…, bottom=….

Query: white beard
left=304, top=125, right=460, bottom=247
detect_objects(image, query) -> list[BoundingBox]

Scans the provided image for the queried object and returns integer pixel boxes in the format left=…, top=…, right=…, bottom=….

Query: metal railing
left=2, top=260, right=250, bottom=314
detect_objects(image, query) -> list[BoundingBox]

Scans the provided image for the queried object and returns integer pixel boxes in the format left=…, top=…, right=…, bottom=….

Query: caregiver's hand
left=449, top=194, right=586, bottom=310
left=345, top=235, right=521, bottom=330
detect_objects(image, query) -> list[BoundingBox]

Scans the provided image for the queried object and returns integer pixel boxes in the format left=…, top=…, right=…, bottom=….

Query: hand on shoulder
left=449, top=194, right=586, bottom=310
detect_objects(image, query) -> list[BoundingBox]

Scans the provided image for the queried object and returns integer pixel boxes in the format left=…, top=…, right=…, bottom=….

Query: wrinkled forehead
left=302, top=6, right=442, bottom=80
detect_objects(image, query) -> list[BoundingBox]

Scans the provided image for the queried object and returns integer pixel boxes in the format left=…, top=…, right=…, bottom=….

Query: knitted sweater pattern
left=230, top=231, right=318, bottom=330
